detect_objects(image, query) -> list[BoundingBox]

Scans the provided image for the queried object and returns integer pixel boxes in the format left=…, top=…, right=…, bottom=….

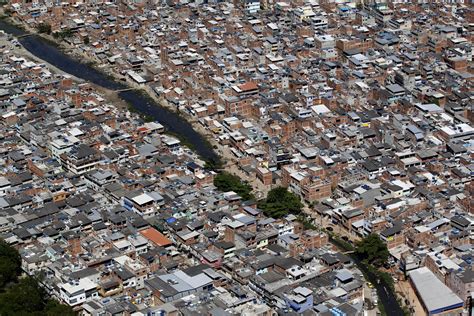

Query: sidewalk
left=394, top=278, right=425, bottom=315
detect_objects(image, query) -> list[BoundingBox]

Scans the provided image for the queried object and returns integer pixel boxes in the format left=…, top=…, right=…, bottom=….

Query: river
left=0, top=19, right=220, bottom=164
left=330, top=237, right=404, bottom=316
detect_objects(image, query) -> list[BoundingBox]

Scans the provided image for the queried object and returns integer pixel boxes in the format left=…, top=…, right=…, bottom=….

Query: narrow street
left=394, top=278, right=424, bottom=315
left=363, top=283, right=380, bottom=316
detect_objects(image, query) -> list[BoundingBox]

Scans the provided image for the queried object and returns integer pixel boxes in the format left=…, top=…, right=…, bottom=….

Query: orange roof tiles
left=239, top=82, right=258, bottom=92
left=139, top=227, right=172, bottom=247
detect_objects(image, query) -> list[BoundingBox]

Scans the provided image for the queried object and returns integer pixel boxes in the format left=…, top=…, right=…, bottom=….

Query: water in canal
left=330, top=237, right=404, bottom=315
left=0, top=19, right=220, bottom=164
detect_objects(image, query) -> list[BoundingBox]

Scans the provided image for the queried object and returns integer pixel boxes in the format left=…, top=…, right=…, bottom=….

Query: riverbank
left=0, top=16, right=221, bottom=165
left=2, top=13, right=223, bottom=158
left=0, top=28, right=134, bottom=114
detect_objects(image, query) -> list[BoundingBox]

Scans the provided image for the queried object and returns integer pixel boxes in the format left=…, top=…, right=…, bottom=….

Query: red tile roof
left=139, top=228, right=172, bottom=247
left=239, top=82, right=258, bottom=92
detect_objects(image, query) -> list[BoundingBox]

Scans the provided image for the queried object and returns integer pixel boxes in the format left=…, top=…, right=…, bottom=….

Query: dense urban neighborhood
left=0, top=1, right=472, bottom=316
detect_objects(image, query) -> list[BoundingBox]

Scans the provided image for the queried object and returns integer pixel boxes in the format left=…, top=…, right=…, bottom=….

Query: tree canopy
left=0, top=277, right=46, bottom=315
left=36, top=23, right=52, bottom=35
left=0, top=239, right=21, bottom=288
left=0, top=240, right=75, bottom=316
left=258, top=186, right=303, bottom=218
left=53, top=28, right=73, bottom=40
left=355, top=234, right=389, bottom=267
left=214, top=172, right=254, bottom=201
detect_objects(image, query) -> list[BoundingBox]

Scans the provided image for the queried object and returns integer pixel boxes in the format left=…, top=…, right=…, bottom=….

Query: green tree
left=37, top=23, right=52, bottom=35
left=83, top=36, right=90, bottom=45
left=204, top=159, right=223, bottom=171
left=258, top=186, right=303, bottom=218
left=44, top=299, right=76, bottom=316
left=143, top=114, right=154, bottom=122
left=0, top=277, right=45, bottom=314
left=0, top=240, right=74, bottom=315
left=297, top=215, right=317, bottom=230
left=355, top=234, right=389, bottom=267
left=53, top=28, right=73, bottom=40
left=214, top=172, right=254, bottom=201
left=0, top=239, right=21, bottom=288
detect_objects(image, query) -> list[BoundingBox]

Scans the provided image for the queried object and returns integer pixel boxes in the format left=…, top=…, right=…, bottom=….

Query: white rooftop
left=131, top=193, right=154, bottom=205
left=409, top=267, right=463, bottom=313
